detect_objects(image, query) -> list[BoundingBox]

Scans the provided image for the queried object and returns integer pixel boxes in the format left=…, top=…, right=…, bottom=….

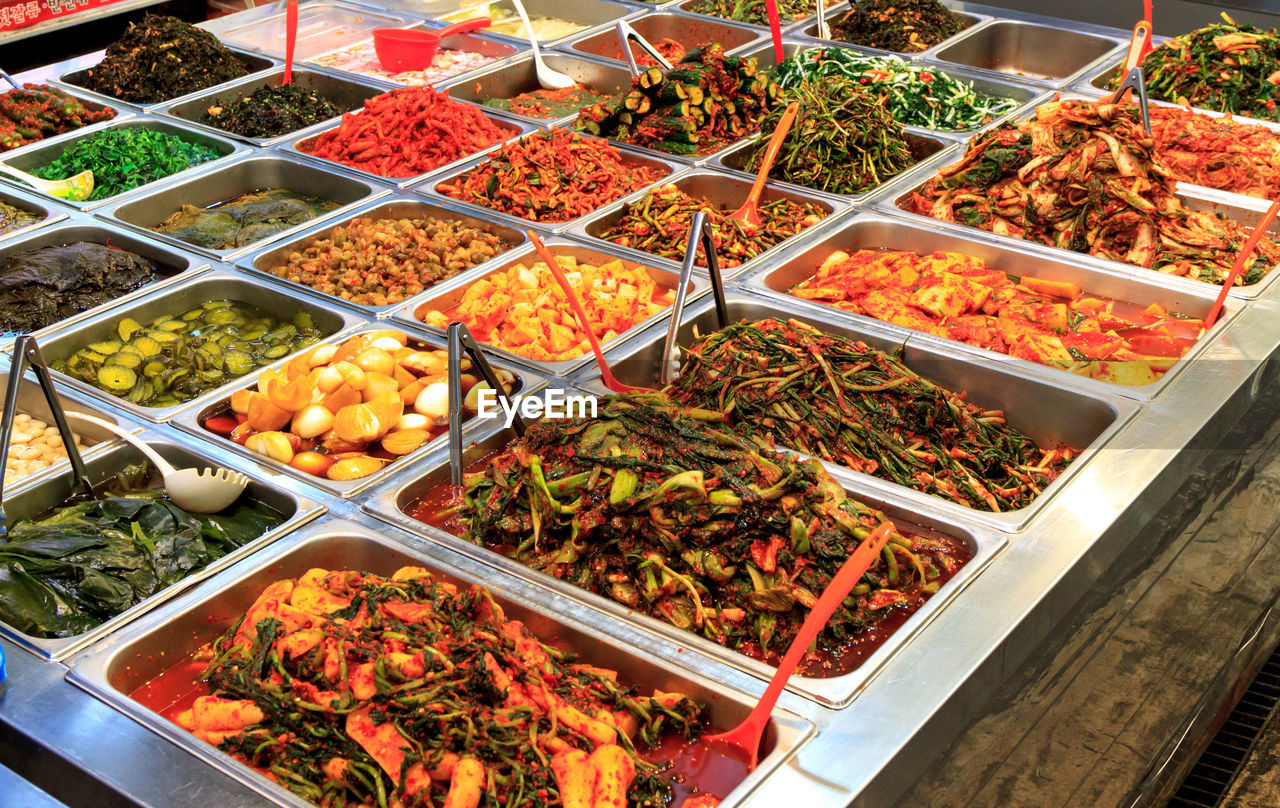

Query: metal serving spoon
left=65, top=413, right=250, bottom=513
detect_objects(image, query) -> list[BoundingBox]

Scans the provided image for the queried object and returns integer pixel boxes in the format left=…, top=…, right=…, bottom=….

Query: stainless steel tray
left=481, top=0, right=640, bottom=48
left=236, top=194, right=530, bottom=318
left=159, top=67, right=392, bottom=147
left=2, top=220, right=209, bottom=346
left=0, top=117, right=248, bottom=211
left=884, top=160, right=1280, bottom=301
left=213, top=0, right=419, bottom=60
left=924, top=18, right=1126, bottom=87
left=99, top=153, right=387, bottom=261
left=0, top=433, right=324, bottom=661
left=362, top=426, right=1005, bottom=707
left=573, top=291, right=1138, bottom=532
left=740, top=211, right=1237, bottom=401
left=66, top=519, right=815, bottom=808
left=423, top=136, right=685, bottom=232
left=565, top=11, right=765, bottom=65
left=386, top=236, right=709, bottom=376
left=0, top=182, right=66, bottom=243
left=56, top=46, right=278, bottom=113
left=568, top=167, right=845, bottom=278
left=37, top=268, right=365, bottom=424
left=0, top=372, right=134, bottom=495
left=283, top=105, right=536, bottom=189
left=439, top=51, right=634, bottom=127
left=169, top=325, right=542, bottom=498
left=708, top=129, right=961, bottom=206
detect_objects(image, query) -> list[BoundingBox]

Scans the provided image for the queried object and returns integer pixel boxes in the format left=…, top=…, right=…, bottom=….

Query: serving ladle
left=706, top=521, right=896, bottom=769
left=0, top=162, right=93, bottom=202
left=510, top=0, right=576, bottom=89
left=728, top=101, right=800, bottom=230
left=65, top=413, right=249, bottom=514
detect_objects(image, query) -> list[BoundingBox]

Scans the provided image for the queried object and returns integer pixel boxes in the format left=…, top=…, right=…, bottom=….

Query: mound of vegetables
left=0, top=464, right=283, bottom=639
left=35, top=127, right=220, bottom=201
left=666, top=319, right=1073, bottom=510
left=905, top=98, right=1280, bottom=285
left=444, top=392, right=970, bottom=676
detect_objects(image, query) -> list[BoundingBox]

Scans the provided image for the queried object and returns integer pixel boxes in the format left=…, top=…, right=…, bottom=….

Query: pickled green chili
left=665, top=319, right=1074, bottom=511
left=745, top=76, right=915, bottom=195
left=0, top=84, right=114, bottom=152
left=1106, top=14, right=1280, bottom=122
left=599, top=183, right=825, bottom=267
left=775, top=48, right=1020, bottom=131
left=445, top=392, right=971, bottom=673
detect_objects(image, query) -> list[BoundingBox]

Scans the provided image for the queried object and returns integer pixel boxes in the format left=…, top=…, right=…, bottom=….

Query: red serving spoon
left=527, top=231, right=647, bottom=394
left=766, top=0, right=784, bottom=64
left=728, top=101, right=800, bottom=230
left=1203, top=195, right=1280, bottom=330
left=705, top=521, right=896, bottom=770
left=372, top=18, right=491, bottom=73
left=282, top=0, right=298, bottom=85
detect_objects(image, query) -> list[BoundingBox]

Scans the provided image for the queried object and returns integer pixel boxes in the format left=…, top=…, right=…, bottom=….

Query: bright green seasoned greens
left=0, top=463, right=284, bottom=639
left=775, top=48, right=1020, bottom=131
left=52, top=301, right=325, bottom=407
left=33, top=127, right=220, bottom=200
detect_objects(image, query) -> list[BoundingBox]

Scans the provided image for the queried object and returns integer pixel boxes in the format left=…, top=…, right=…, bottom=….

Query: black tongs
left=0, top=336, right=94, bottom=539
left=447, top=322, right=524, bottom=486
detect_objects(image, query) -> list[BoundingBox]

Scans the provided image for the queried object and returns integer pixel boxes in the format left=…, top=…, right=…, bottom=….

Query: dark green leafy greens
left=0, top=467, right=283, bottom=639
left=200, top=85, right=341, bottom=139
left=34, top=127, right=220, bottom=201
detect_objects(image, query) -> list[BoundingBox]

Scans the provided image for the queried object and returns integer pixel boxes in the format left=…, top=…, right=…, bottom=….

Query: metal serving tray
left=304, top=26, right=523, bottom=89
left=3, top=221, right=208, bottom=346
left=709, top=129, right=960, bottom=205
left=0, top=372, right=132, bottom=496
left=387, top=236, right=708, bottom=376
left=160, top=67, right=390, bottom=147
left=565, top=11, right=764, bottom=65
left=0, top=434, right=324, bottom=661
left=67, top=520, right=815, bottom=808
left=38, top=269, right=364, bottom=424
left=789, top=5, right=984, bottom=56
left=439, top=52, right=633, bottom=127
left=100, top=154, right=386, bottom=262
left=0, top=117, right=247, bottom=211
left=925, top=19, right=1125, bottom=87
left=284, top=106, right=535, bottom=190
left=425, top=136, right=685, bottom=231
left=0, top=183, right=65, bottom=243
left=238, top=195, right=529, bottom=319
left=481, top=0, right=639, bottom=47
left=885, top=162, right=1280, bottom=302
left=170, top=325, right=540, bottom=498
left=215, top=1, right=418, bottom=61
left=741, top=212, right=1238, bottom=402
left=569, top=168, right=844, bottom=278
left=362, top=427, right=1005, bottom=707
left=573, top=292, right=1138, bottom=532
left=57, top=46, right=277, bottom=112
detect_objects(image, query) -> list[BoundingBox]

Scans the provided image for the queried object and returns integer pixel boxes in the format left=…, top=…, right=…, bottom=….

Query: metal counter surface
left=0, top=2, right=1277, bottom=808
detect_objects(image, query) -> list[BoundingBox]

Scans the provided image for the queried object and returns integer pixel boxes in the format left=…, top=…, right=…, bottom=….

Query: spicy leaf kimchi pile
left=178, top=567, right=707, bottom=808
left=905, top=99, right=1280, bottom=286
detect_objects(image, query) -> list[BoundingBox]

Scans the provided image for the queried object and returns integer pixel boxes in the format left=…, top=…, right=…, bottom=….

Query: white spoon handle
left=509, top=0, right=544, bottom=61
left=0, top=162, right=54, bottom=193
left=63, top=413, right=179, bottom=478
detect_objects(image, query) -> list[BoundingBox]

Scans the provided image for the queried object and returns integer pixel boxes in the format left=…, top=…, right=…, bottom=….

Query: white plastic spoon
left=509, top=0, right=576, bottom=89
left=0, top=162, right=93, bottom=201
left=66, top=413, right=250, bottom=513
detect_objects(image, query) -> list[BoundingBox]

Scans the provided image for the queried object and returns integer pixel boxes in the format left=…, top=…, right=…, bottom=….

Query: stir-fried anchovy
left=906, top=99, right=1280, bottom=286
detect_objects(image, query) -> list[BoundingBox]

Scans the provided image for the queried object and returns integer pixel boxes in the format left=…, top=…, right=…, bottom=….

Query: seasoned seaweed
left=154, top=189, right=339, bottom=250
left=200, top=85, right=341, bottom=138
left=0, top=242, right=154, bottom=334
left=79, top=15, right=251, bottom=104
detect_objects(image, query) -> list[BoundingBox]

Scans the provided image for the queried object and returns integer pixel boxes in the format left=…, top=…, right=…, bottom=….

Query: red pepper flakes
left=436, top=129, right=666, bottom=223
left=302, top=87, right=507, bottom=178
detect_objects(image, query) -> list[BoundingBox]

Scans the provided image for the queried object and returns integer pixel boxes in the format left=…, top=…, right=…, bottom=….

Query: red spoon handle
left=733, top=101, right=799, bottom=226
left=527, top=231, right=642, bottom=394
left=1204, top=195, right=1280, bottom=328
left=766, top=0, right=783, bottom=64
left=434, top=17, right=492, bottom=39
left=708, top=521, right=896, bottom=769
left=283, top=0, right=298, bottom=85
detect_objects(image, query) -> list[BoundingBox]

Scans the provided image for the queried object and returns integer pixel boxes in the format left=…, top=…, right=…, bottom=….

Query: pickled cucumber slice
left=97, top=365, right=137, bottom=392
left=223, top=350, right=254, bottom=376
left=107, top=352, right=142, bottom=369
left=294, top=311, right=314, bottom=330
left=117, top=318, right=142, bottom=341
left=131, top=337, right=161, bottom=355
left=87, top=340, right=122, bottom=355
